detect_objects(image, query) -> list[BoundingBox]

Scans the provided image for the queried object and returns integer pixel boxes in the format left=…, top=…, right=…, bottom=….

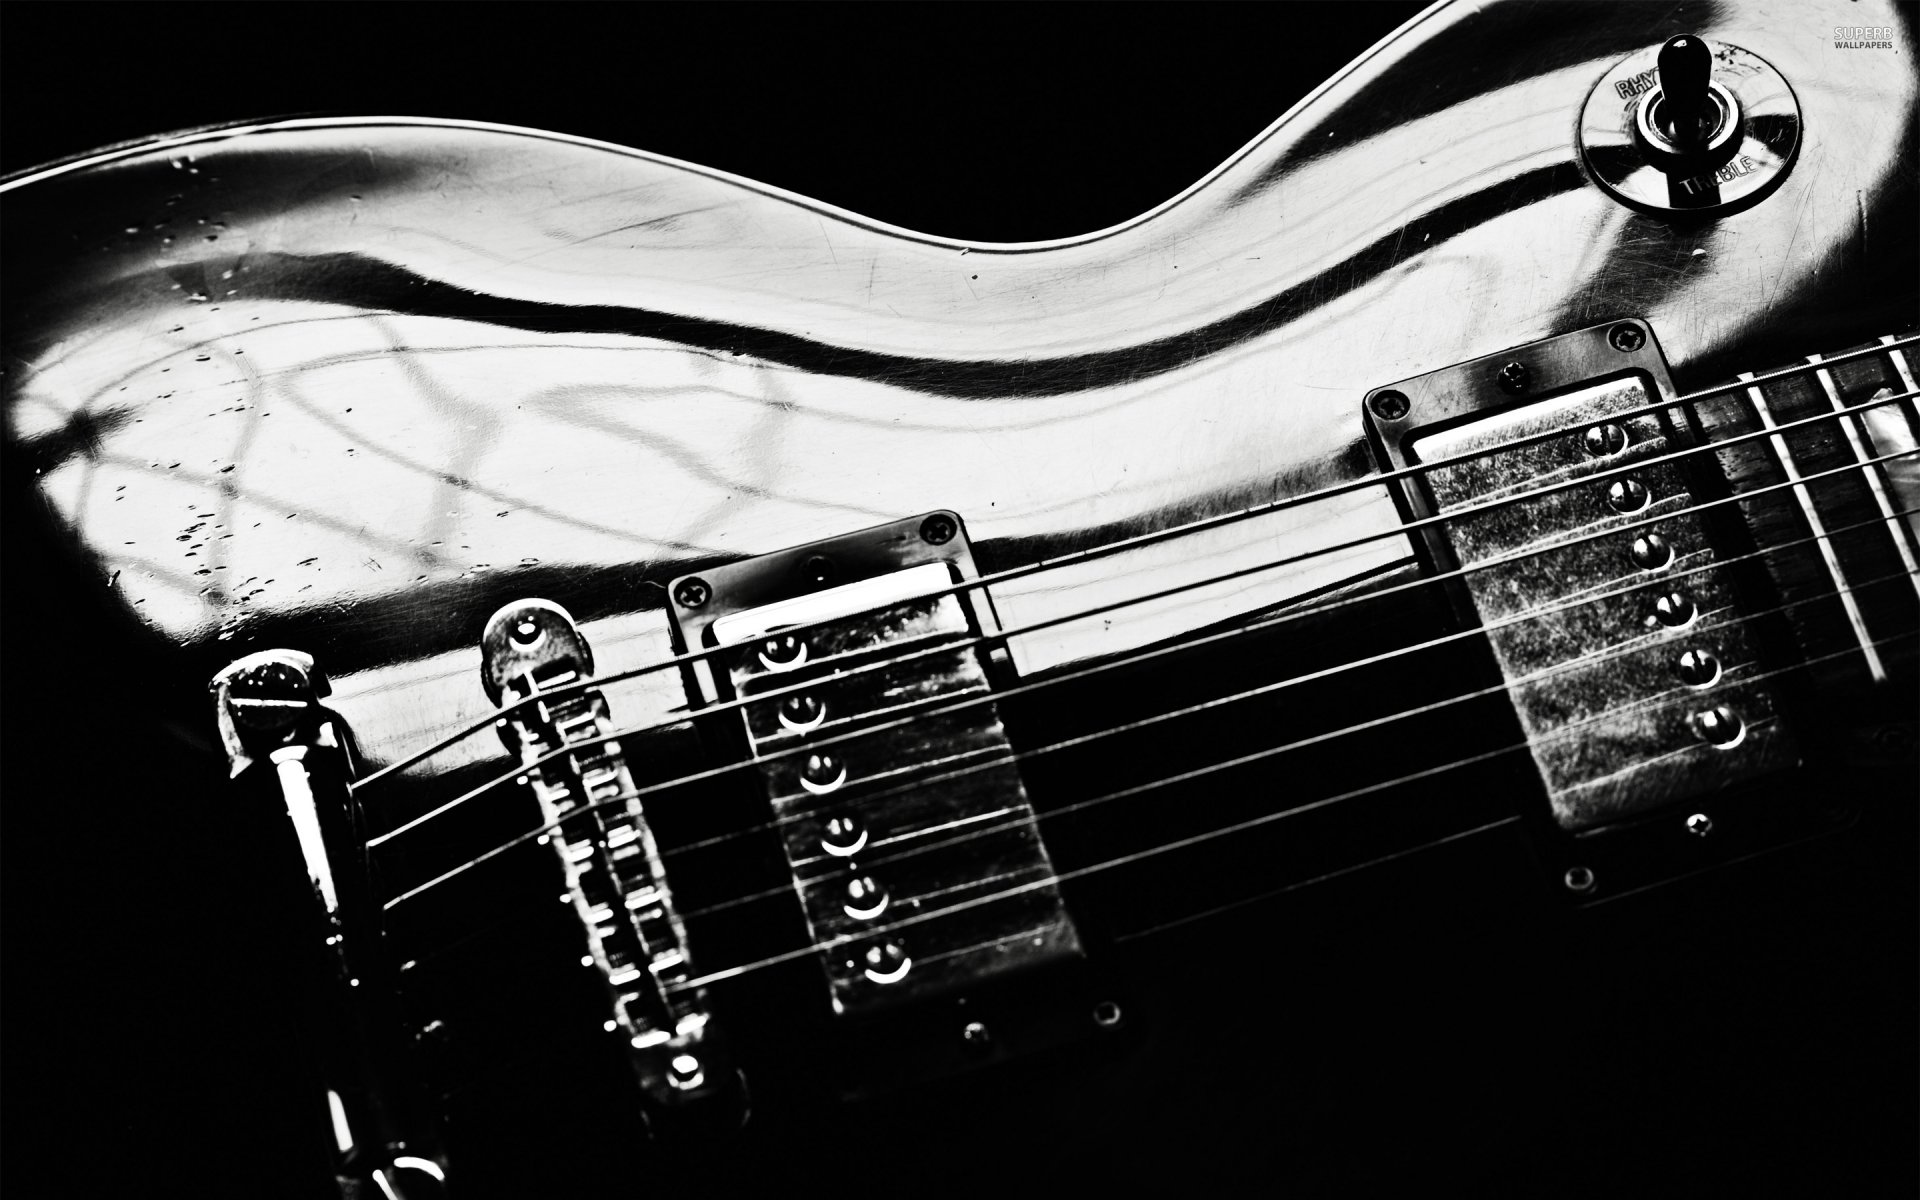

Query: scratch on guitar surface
left=818, top=219, right=840, bottom=265
left=1765, top=182, right=1816, bottom=322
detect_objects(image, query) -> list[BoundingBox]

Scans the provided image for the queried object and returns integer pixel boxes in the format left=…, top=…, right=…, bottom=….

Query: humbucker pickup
left=1367, top=321, right=1818, bottom=893
left=668, top=513, right=1083, bottom=1015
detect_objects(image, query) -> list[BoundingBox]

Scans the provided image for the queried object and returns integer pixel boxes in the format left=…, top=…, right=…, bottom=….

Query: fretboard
left=1688, top=334, right=1920, bottom=702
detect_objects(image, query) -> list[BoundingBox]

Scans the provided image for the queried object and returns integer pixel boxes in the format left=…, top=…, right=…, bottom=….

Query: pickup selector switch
left=1579, top=33, right=1800, bottom=216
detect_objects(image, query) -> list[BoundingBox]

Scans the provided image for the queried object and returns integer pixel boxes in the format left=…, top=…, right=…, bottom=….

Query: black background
left=4, top=3, right=1915, bottom=1197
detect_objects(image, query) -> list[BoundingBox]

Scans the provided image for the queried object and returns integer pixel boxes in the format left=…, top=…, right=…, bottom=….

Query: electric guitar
left=4, top=2, right=1915, bottom=1195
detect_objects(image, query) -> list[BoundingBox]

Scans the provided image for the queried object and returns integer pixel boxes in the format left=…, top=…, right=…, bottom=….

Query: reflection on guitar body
left=3, top=2, right=1914, bottom=1195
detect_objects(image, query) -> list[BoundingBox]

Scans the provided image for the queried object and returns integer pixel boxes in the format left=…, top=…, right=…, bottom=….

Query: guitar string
left=1109, top=815, right=1519, bottom=945
left=351, top=336, right=1918, bottom=792
left=368, top=414, right=1917, bottom=866
left=378, top=474, right=1916, bottom=917
left=391, top=549, right=1914, bottom=975
left=361, top=384, right=1917, bottom=843
left=672, top=558, right=1919, bottom=920
left=393, top=542, right=1913, bottom=961
left=666, top=626, right=1917, bottom=994
left=387, top=516, right=1917, bottom=976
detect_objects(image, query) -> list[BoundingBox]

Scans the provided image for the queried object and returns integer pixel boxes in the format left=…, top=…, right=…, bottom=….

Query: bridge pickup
left=668, top=512, right=1082, bottom=1016
left=481, top=600, right=729, bottom=1111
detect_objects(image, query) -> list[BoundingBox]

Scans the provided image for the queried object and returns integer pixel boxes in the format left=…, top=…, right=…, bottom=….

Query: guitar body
left=5, top=2, right=1914, bottom=1194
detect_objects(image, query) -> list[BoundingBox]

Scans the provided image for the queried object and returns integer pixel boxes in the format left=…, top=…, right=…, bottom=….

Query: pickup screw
left=1676, top=647, right=1721, bottom=687
left=1629, top=532, right=1673, bottom=570
left=1369, top=390, right=1411, bottom=421
left=1691, top=704, right=1744, bottom=747
left=1609, top=323, right=1647, bottom=352
left=1606, top=478, right=1651, bottom=513
left=1685, top=812, right=1714, bottom=837
left=1652, top=589, right=1697, bottom=628
left=920, top=513, right=958, bottom=545
left=1092, top=1000, right=1125, bottom=1030
left=1563, top=865, right=1596, bottom=893
left=674, top=578, right=710, bottom=609
left=1584, top=423, right=1630, bottom=457
left=1496, top=361, right=1530, bottom=394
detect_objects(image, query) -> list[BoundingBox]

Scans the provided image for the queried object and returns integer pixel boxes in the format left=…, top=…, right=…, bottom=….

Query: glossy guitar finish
left=4, top=1, right=1915, bottom=1195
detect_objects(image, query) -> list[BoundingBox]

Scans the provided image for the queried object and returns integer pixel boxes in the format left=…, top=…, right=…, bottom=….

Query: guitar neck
left=1687, top=334, right=1920, bottom=706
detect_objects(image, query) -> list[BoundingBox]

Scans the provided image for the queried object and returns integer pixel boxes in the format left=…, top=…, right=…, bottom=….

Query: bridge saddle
left=481, top=600, right=730, bottom=1110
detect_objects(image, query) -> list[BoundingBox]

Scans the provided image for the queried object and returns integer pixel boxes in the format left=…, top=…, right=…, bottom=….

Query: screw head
left=920, top=513, right=958, bottom=545
left=1606, top=477, right=1651, bottom=513
left=1563, top=865, right=1596, bottom=893
left=1691, top=704, right=1745, bottom=747
left=1609, top=322, right=1647, bottom=353
left=1685, top=812, right=1714, bottom=837
left=1584, top=423, right=1630, bottom=457
left=1496, top=361, right=1530, bottom=394
left=1676, top=647, right=1722, bottom=687
left=1629, top=532, right=1673, bottom=570
left=1092, top=999, right=1125, bottom=1029
left=1369, top=390, right=1411, bottom=421
left=1652, top=589, right=1697, bottom=628
left=799, top=554, right=836, bottom=588
left=674, top=578, right=711, bottom=609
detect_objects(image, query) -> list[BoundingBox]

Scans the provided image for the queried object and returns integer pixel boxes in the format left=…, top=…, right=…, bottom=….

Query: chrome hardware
left=1652, top=590, right=1698, bottom=629
left=860, top=941, right=913, bottom=985
left=777, top=693, right=827, bottom=732
left=820, top=814, right=868, bottom=858
left=798, top=752, right=848, bottom=794
left=758, top=633, right=809, bottom=672
left=482, top=599, right=733, bottom=1113
left=1676, top=648, right=1723, bottom=688
left=1367, top=321, right=1795, bottom=834
left=1686, top=813, right=1716, bottom=837
left=843, top=875, right=889, bottom=920
left=1584, top=424, right=1629, bottom=458
left=1578, top=34, right=1801, bottom=217
left=667, top=512, right=1081, bottom=1016
left=1607, top=478, right=1651, bottom=513
left=1628, top=533, right=1673, bottom=570
left=1691, top=705, right=1746, bottom=747
left=210, top=650, right=449, bottom=1195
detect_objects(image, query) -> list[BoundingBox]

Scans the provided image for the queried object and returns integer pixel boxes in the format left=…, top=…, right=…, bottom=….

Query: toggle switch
left=1579, top=33, right=1800, bottom=217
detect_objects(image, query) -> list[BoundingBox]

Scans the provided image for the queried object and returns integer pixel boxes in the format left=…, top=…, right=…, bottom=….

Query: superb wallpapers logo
left=1833, top=25, right=1896, bottom=49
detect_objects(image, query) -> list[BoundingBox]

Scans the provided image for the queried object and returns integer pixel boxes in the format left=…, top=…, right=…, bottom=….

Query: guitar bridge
left=482, top=601, right=730, bottom=1110
left=668, top=512, right=1083, bottom=1016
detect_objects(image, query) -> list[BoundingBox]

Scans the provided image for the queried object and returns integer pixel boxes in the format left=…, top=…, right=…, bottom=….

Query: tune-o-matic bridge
left=480, top=601, right=728, bottom=1109
left=669, top=513, right=1082, bottom=1016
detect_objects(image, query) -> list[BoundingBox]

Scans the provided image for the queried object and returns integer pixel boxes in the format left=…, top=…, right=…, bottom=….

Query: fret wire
left=667, top=626, right=1918, bottom=995
left=350, top=334, right=1920, bottom=793
left=1807, top=353, right=1920, bottom=601
left=1875, top=336, right=1920, bottom=556
left=367, top=393, right=1917, bottom=858
left=379, top=464, right=1916, bottom=916
left=1740, top=370, right=1886, bottom=683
